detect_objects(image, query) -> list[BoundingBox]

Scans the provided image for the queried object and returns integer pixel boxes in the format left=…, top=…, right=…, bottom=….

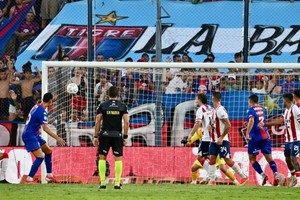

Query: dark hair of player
left=294, top=89, right=300, bottom=99
left=197, top=93, right=207, bottom=104
left=43, top=93, right=53, bottom=103
left=283, top=93, right=293, bottom=102
left=108, top=86, right=119, bottom=98
left=212, top=92, right=222, bottom=101
left=249, top=94, right=258, bottom=103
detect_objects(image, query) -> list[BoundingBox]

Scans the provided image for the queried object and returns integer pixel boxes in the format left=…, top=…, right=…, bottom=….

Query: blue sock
left=252, top=161, right=263, bottom=174
left=28, top=157, right=44, bottom=178
left=45, top=153, right=52, bottom=174
left=269, top=160, right=278, bottom=174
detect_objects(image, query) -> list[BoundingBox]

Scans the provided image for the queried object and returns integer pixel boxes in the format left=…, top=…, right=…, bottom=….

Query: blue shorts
left=22, top=134, right=46, bottom=152
left=198, top=141, right=210, bottom=157
left=284, top=141, right=300, bottom=157
left=248, top=139, right=272, bottom=156
left=209, top=141, right=231, bottom=158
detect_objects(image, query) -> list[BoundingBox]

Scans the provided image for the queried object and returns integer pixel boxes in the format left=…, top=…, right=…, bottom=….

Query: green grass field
left=1, top=184, right=300, bottom=200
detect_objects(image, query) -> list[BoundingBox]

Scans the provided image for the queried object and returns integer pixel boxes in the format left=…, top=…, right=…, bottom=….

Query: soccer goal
left=40, top=61, right=299, bottom=185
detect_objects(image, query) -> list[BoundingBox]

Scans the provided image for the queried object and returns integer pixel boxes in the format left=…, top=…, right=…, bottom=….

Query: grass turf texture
left=1, top=184, right=300, bottom=200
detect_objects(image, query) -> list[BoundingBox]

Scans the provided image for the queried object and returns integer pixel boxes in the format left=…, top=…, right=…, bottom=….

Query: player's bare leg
left=26, top=148, right=44, bottom=183
left=219, top=164, right=239, bottom=185
left=224, top=157, right=248, bottom=185
left=286, top=156, right=297, bottom=187
left=41, top=144, right=57, bottom=183
left=191, top=162, right=201, bottom=184
left=291, top=156, right=300, bottom=187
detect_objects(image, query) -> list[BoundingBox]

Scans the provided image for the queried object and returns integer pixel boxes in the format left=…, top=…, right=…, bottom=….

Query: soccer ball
left=67, top=83, right=78, bottom=94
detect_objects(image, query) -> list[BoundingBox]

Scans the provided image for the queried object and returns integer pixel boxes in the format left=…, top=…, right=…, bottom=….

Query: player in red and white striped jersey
left=207, top=92, right=248, bottom=185
left=263, top=93, right=300, bottom=187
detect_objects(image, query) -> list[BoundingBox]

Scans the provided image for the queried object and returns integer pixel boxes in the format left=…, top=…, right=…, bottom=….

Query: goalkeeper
left=186, top=128, right=239, bottom=185
left=185, top=93, right=239, bottom=185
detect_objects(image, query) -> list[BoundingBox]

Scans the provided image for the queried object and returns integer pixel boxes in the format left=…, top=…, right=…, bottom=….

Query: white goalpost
left=40, top=61, right=300, bottom=185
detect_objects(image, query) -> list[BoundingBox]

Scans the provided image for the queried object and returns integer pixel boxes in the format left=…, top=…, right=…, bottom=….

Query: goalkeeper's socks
left=268, top=160, right=278, bottom=174
left=115, top=160, right=123, bottom=186
left=191, top=170, right=198, bottom=182
left=231, top=162, right=247, bottom=178
left=252, top=161, right=263, bottom=175
left=45, top=153, right=52, bottom=174
left=225, top=169, right=236, bottom=182
left=28, top=157, right=44, bottom=178
left=208, top=162, right=216, bottom=180
left=98, top=160, right=106, bottom=185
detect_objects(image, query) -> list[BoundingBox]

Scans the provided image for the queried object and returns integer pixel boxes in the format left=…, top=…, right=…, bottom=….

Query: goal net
left=37, top=61, right=299, bottom=185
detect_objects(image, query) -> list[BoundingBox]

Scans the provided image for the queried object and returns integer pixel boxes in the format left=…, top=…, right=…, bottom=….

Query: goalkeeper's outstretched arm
left=188, top=128, right=203, bottom=144
left=188, top=121, right=201, bottom=143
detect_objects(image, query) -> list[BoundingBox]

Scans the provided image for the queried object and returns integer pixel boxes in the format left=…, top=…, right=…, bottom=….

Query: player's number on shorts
left=220, top=146, right=227, bottom=153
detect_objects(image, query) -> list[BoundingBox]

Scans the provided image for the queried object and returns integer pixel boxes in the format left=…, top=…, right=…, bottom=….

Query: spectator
left=0, top=7, right=8, bottom=27
left=0, top=0, right=11, bottom=15
left=96, top=54, right=105, bottom=62
left=255, top=54, right=273, bottom=73
left=6, top=59, right=20, bottom=81
left=207, top=53, right=215, bottom=62
left=41, top=0, right=62, bottom=29
left=121, top=70, right=136, bottom=106
left=182, top=53, right=189, bottom=63
left=165, top=70, right=193, bottom=94
left=8, top=11, right=40, bottom=55
left=266, top=69, right=283, bottom=95
left=281, top=70, right=298, bottom=94
left=9, top=0, right=28, bottom=18
left=137, top=53, right=149, bottom=62
left=8, top=89, right=23, bottom=121
left=151, top=55, right=156, bottom=62
left=78, top=55, right=86, bottom=62
left=94, top=74, right=112, bottom=106
left=48, top=66, right=57, bottom=96
left=0, top=60, right=4, bottom=69
left=207, top=68, right=222, bottom=91
left=133, top=71, right=154, bottom=102
left=225, top=74, right=240, bottom=91
left=49, top=44, right=66, bottom=61
left=251, top=78, right=266, bottom=94
left=0, top=68, right=10, bottom=120
left=108, top=57, right=114, bottom=62
left=9, top=63, right=41, bottom=120
left=234, top=52, right=243, bottom=63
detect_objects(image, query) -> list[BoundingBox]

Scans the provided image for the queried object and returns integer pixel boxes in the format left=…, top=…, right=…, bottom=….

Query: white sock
left=208, top=163, right=217, bottom=180
left=203, top=159, right=210, bottom=173
left=231, top=162, right=247, bottom=178
left=47, top=173, right=53, bottom=177
left=26, top=176, right=33, bottom=181
left=0, top=158, right=8, bottom=180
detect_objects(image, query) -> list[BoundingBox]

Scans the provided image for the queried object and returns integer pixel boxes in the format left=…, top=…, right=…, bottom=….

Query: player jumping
left=245, top=94, right=281, bottom=186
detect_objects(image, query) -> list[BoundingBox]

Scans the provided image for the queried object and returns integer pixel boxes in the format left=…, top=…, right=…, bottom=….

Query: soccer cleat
left=199, top=177, right=209, bottom=184
left=45, top=175, right=58, bottom=183
left=261, top=175, right=269, bottom=186
left=273, top=176, right=279, bottom=186
left=239, top=177, right=249, bottom=186
left=98, top=185, right=107, bottom=190
left=0, top=179, right=9, bottom=184
left=25, top=179, right=36, bottom=184
left=233, top=179, right=240, bottom=186
left=289, top=176, right=297, bottom=187
left=114, top=185, right=122, bottom=190
left=208, top=180, right=216, bottom=185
